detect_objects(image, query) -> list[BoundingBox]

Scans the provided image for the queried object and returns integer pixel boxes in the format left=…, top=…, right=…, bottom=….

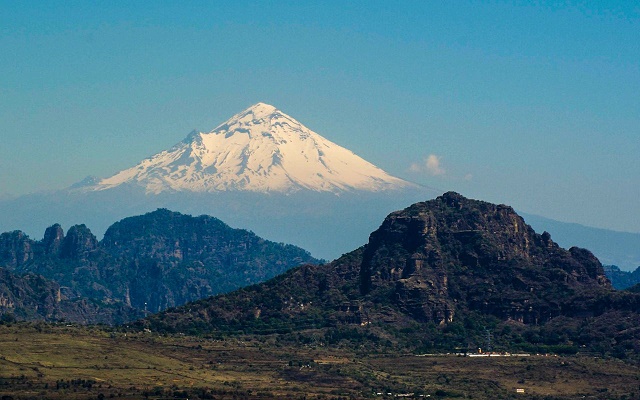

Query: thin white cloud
left=426, top=154, right=445, bottom=176
left=409, top=162, right=422, bottom=173
left=410, top=154, right=445, bottom=176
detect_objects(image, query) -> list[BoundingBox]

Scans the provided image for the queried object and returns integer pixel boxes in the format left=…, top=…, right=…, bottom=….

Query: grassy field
left=0, top=323, right=639, bottom=399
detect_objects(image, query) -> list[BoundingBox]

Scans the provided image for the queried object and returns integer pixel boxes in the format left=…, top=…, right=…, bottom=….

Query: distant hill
left=0, top=209, right=319, bottom=321
left=522, top=212, right=640, bottom=270
left=143, top=193, right=640, bottom=358
left=603, top=265, right=640, bottom=290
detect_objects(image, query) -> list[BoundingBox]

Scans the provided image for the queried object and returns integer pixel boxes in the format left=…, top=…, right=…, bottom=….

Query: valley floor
left=0, top=323, right=638, bottom=399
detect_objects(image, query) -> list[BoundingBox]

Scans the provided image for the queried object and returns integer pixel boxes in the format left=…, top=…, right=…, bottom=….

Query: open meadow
left=0, top=323, right=639, bottom=399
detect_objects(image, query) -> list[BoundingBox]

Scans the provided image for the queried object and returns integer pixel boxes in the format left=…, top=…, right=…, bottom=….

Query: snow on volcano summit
left=92, top=102, right=415, bottom=194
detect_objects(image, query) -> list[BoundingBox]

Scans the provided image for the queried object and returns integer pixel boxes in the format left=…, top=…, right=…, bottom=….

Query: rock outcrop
left=60, top=224, right=98, bottom=259
left=359, top=191, right=611, bottom=324
left=42, top=224, right=64, bottom=256
left=0, top=231, right=34, bottom=268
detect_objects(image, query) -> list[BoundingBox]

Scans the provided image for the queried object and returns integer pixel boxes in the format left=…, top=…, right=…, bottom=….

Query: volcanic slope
left=143, top=192, right=640, bottom=357
left=90, top=102, right=415, bottom=194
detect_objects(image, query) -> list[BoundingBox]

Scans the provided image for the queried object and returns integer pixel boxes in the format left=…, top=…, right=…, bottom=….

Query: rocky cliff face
left=60, top=224, right=98, bottom=259
left=360, top=192, right=611, bottom=324
left=0, top=209, right=320, bottom=322
left=43, top=224, right=64, bottom=256
left=0, top=267, right=141, bottom=324
left=0, top=231, right=34, bottom=268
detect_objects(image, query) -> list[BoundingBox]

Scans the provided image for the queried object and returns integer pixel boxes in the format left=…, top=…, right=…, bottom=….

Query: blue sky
left=1, top=1, right=639, bottom=232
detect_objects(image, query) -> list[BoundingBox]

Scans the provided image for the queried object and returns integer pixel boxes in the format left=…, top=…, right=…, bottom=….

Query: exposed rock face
left=0, top=267, right=141, bottom=324
left=0, top=231, right=34, bottom=268
left=43, top=224, right=64, bottom=256
left=60, top=224, right=98, bottom=259
left=359, top=191, right=611, bottom=324
left=0, top=209, right=320, bottom=323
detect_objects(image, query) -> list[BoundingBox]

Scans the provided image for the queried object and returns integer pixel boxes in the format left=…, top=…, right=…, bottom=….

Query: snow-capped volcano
left=92, top=102, right=415, bottom=194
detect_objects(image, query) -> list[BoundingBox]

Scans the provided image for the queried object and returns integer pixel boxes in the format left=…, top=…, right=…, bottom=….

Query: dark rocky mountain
left=0, top=267, right=142, bottom=324
left=0, top=209, right=319, bottom=321
left=143, top=192, right=640, bottom=358
left=604, top=265, right=640, bottom=290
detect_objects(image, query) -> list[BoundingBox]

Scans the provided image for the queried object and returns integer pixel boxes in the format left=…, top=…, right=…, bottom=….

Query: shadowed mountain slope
left=0, top=209, right=319, bottom=322
left=0, top=267, right=142, bottom=324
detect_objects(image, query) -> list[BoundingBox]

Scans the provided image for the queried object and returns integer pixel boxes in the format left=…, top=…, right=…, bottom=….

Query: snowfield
left=93, top=103, right=415, bottom=194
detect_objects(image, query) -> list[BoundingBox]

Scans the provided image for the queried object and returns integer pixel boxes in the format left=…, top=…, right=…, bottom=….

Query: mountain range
left=0, top=209, right=319, bottom=323
left=2, top=191, right=639, bottom=358
left=141, top=192, right=640, bottom=358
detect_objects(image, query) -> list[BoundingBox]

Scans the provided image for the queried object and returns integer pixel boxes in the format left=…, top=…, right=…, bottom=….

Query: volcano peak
left=91, top=103, right=416, bottom=194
